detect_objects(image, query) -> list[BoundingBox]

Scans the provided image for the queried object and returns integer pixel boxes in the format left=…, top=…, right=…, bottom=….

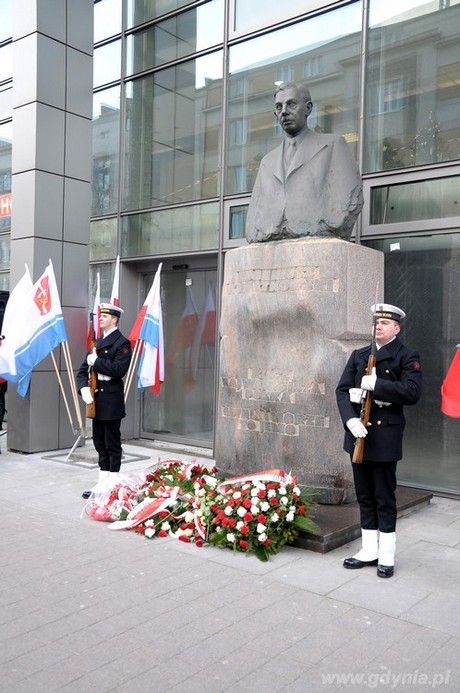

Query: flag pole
left=124, top=339, right=142, bottom=402
left=61, top=340, right=84, bottom=432
left=50, top=350, right=79, bottom=433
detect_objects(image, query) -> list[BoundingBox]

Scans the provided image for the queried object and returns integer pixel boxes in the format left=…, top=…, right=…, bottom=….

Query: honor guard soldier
left=336, top=304, right=422, bottom=577
left=77, top=303, right=132, bottom=499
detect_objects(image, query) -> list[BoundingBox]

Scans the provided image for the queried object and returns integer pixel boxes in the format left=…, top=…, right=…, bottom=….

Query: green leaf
left=252, top=544, right=269, bottom=562
left=293, top=515, right=321, bottom=535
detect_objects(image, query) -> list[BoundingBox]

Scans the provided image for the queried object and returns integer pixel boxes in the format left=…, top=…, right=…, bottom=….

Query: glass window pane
left=93, top=40, right=121, bottom=88
left=124, top=52, right=223, bottom=210
left=364, top=234, right=460, bottom=494
left=121, top=202, right=219, bottom=257
left=92, top=87, right=121, bottom=216
left=0, top=86, right=12, bottom=121
left=234, top=0, right=332, bottom=34
left=94, top=0, right=122, bottom=43
left=370, top=176, right=460, bottom=225
left=90, top=218, right=118, bottom=261
left=226, top=3, right=362, bottom=195
left=126, top=0, right=224, bottom=75
left=0, top=44, right=12, bottom=83
left=229, top=205, right=248, bottom=240
left=126, top=0, right=196, bottom=29
left=0, top=236, right=10, bottom=270
left=364, top=0, right=460, bottom=172
left=0, top=1, right=12, bottom=43
left=0, top=123, right=12, bottom=235
left=89, top=262, right=115, bottom=305
left=142, top=267, right=216, bottom=446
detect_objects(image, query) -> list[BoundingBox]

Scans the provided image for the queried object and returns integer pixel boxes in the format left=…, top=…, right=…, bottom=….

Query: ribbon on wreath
left=217, top=468, right=296, bottom=494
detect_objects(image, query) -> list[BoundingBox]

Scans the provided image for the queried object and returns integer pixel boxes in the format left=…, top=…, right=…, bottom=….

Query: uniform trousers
left=92, top=418, right=122, bottom=472
left=352, top=459, right=398, bottom=533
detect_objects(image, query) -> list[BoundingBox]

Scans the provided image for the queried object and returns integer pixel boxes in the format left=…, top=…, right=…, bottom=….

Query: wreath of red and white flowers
left=82, top=459, right=319, bottom=561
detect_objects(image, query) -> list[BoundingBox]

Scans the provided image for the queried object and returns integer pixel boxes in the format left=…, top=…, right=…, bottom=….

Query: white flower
left=258, top=532, right=267, bottom=543
left=271, top=513, right=280, bottom=523
left=216, top=526, right=223, bottom=533
left=257, top=523, right=266, bottom=534
left=184, top=511, right=194, bottom=523
left=250, top=505, right=259, bottom=515
left=267, top=489, right=276, bottom=498
left=197, top=488, right=205, bottom=497
left=280, top=496, right=289, bottom=505
left=145, top=519, right=155, bottom=527
left=279, top=487, right=287, bottom=496
left=184, top=528, right=193, bottom=537
left=224, top=505, right=233, bottom=516
left=293, top=486, right=300, bottom=495
left=250, top=487, right=259, bottom=497
left=237, top=506, right=246, bottom=518
left=206, top=476, right=217, bottom=487
left=236, top=521, right=244, bottom=531
left=145, top=527, right=155, bottom=538
left=227, top=533, right=235, bottom=542
left=289, top=505, right=296, bottom=512
left=251, top=496, right=260, bottom=505
left=286, top=511, right=295, bottom=522
left=161, top=521, right=171, bottom=531
left=195, top=508, right=203, bottom=517
left=232, top=491, right=242, bottom=500
left=260, top=501, right=270, bottom=512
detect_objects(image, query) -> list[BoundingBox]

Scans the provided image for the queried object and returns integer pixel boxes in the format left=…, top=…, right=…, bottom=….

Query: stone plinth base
left=215, top=238, right=384, bottom=504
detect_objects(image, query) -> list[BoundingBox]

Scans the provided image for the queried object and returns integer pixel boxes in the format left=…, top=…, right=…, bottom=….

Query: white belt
left=97, top=374, right=112, bottom=381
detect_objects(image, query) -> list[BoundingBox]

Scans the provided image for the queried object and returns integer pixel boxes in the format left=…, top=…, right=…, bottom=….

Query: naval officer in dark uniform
left=77, top=303, right=132, bottom=499
left=336, top=304, right=422, bottom=577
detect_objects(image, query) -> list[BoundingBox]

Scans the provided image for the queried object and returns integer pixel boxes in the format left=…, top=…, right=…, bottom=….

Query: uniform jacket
left=77, top=329, right=132, bottom=421
left=245, top=129, right=363, bottom=243
left=336, top=336, right=422, bottom=462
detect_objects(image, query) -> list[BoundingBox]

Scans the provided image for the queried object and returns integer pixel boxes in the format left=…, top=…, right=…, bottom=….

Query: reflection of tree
left=410, top=111, right=449, bottom=164
left=382, top=137, right=403, bottom=170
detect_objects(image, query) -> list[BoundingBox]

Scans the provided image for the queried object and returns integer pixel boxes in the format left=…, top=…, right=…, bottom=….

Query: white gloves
left=361, top=367, right=377, bottom=391
left=349, top=388, right=363, bottom=404
left=87, top=350, right=97, bottom=367
left=346, top=418, right=368, bottom=438
left=81, top=386, right=94, bottom=405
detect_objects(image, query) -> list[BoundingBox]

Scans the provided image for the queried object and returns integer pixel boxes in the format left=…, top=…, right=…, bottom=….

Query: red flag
left=110, top=256, right=120, bottom=307
left=166, top=285, right=199, bottom=367
left=441, top=346, right=460, bottom=417
left=186, top=282, right=216, bottom=391
left=86, top=273, right=101, bottom=350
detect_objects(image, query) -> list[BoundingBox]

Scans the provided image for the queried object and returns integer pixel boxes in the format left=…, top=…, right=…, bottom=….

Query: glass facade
left=4, top=0, right=460, bottom=492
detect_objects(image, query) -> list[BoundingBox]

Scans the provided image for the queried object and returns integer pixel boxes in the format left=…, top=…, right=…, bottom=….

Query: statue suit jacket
left=335, top=337, right=422, bottom=462
left=245, top=129, right=363, bottom=243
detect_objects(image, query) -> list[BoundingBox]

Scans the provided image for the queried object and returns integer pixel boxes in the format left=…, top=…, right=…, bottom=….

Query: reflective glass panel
left=0, top=235, right=10, bottom=270
left=124, top=52, right=223, bottom=210
left=229, top=205, right=248, bottom=240
left=226, top=3, right=362, bottom=195
left=92, top=87, right=121, bottom=216
left=364, top=0, right=460, bottom=172
left=0, top=122, right=12, bottom=235
left=90, top=218, right=117, bottom=261
left=93, top=40, right=121, bottom=88
left=0, top=86, right=12, bottom=121
left=364, top=234, right=460, bottom=495
left=370, top=176, right=460, bottom=225
left=89, top=262, right=115, bottom=306
left=126, top=0, right=195, bottom=29
left=0, top=1, right=12, bottom=43
left=0, top=273, right=9, bottom=291
left=142, top=267, right=216, bottom=447
left=121, top=202, right=219, bottom=257
left=0, top=44, right=12, bottom=83
left=94, top=0, right=122, bottom=43
left=234, top=0, right=331, bottom=34
left=126, top=0, right=224, bottom=75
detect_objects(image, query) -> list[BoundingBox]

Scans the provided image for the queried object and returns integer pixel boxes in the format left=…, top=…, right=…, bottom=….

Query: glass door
left=141, top=265, right=217, bottom=447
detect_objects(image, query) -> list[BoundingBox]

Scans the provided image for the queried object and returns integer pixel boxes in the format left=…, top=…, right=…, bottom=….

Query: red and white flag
left=186, top=282, right=216, bottom=391
left=86, top=272, right=101, bottom=350
left=441, top=345, right=460, bottom=417
left=110, top=255, right=120, bottom=306
left=166, top=285, right=198, bottom=367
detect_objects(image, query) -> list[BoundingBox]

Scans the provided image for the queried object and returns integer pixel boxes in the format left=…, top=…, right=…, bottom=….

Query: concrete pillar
left=9, top=0, right=93, bottom=452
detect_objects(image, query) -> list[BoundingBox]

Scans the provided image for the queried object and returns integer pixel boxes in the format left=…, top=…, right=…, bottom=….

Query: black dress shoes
left=377, top=564, right=394, bottom=578
left=343, top=557, right=378, bottom=569
left=82, top=490, right=91, bottom=499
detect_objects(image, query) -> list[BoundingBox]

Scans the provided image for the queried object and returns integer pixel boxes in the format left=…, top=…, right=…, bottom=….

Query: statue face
left=274, top=86, right=313, bottom=136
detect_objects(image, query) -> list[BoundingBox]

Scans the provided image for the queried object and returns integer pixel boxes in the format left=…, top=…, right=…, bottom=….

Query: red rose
left=243, top=512, right=253, bottom=523
left=257, top=513, right=267, bottom=524
left=178, top=534, right=191, bottom=543
left=257, top=490, right=267, bottom=499
left=240, top=524, right=250, bottom=535
left=222, top=517, right=228, bottom=527
left=137, top=526, right=145, bottom=534
left=228, top=517, right=236, bottom=528
left=239, top=540, right=249, bottom=549
left=263, top=538, right=271, bottom=546
left=195, top=538, right=204, bottom=547
left=158, top=529, right=167, bottom=537
left=243, top=498, right=252, bottom=509
left=298, top=505, right=305, bottom=515
left=270, top=497, right=279, bottom=506
left=267, top=483, right=276, bottom=490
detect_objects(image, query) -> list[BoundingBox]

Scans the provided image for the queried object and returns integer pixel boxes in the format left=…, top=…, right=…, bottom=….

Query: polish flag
left=441, top=345, right=460, bottom=417
left=86, top=272, right=101, bottom=350
left=186, top=282, right=216, bottom=391
left=166, top=285, right=199, bottom=367
left=110, top=255, right=120, bottom=306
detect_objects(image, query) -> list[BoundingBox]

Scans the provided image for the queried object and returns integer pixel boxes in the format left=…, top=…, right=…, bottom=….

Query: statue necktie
left=285, top=138, right=296, bottom=167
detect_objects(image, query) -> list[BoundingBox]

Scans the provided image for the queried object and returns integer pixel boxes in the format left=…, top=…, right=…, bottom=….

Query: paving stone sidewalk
left=0, top=437, right=459, bottom=692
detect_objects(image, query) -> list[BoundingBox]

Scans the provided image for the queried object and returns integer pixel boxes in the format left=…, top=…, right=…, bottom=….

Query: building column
left=9, top=0, right=93, bottom=452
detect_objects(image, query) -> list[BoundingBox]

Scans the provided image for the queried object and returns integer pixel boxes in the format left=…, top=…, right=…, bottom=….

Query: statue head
left=274, top=82, right=313, bottom=138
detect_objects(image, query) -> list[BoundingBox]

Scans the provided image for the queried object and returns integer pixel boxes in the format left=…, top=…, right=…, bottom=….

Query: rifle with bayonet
left=86, top=312, right=97, bottom=419
left=352, top=311, right=378, bottom=464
